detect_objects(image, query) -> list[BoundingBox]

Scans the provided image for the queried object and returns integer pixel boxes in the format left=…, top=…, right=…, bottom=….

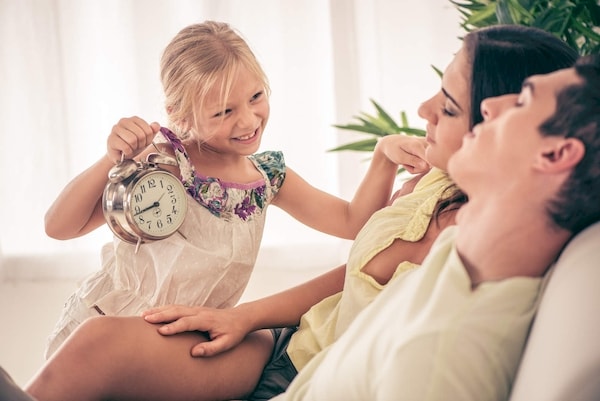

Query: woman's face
left=195, top=66, right=270, bottom=156
left=418, top=46, right=471, bottom=171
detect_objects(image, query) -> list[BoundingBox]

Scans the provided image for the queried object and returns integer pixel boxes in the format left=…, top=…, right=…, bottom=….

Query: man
left=272, top=55, right=600, bottom=400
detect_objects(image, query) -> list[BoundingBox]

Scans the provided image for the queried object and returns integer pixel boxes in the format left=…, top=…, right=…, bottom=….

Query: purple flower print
left=235, top=196, right=257, bottom=220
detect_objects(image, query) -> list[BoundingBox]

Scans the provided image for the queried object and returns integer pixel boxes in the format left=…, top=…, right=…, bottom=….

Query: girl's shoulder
left=250, top=150, right=286, bottom=187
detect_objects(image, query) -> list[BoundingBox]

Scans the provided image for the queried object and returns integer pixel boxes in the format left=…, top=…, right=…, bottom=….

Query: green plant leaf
left=330, top=0, right=600, bottom=161
left=332, top=123, right=387, bottom=136
left=431, top=64, right=444, bottom=78
left=327, top=138, right=379, bottom=152
left=398, top=127, right=427, bottom=136
left=371, top=99, right=402, bottom=132
left=464, top=3, right=497, bottom=27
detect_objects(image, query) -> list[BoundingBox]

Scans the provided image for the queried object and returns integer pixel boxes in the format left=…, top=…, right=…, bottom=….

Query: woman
left=272, top=54, right=600, bottom=401
left=26, top=25, right=578, bottom=401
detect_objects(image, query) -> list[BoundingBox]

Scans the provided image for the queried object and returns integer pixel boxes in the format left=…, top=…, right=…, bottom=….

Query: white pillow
left=509, top=221, right=600, bottom=401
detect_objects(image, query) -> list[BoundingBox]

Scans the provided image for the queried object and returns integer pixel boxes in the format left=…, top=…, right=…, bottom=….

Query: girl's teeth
left=237, top=132, right=255, bottom=140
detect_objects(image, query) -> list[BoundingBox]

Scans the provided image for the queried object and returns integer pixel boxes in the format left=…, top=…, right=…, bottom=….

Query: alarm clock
left=102, top=153, right=188, bottom=246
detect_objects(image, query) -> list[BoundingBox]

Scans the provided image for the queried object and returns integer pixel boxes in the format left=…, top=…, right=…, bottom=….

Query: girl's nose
left=237, top=105, right=256, bottom=129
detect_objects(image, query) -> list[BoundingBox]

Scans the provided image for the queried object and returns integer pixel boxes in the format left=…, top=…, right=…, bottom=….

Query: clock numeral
left=157, top=220, right=163, bottom=229
left=139, top=184, right=147, bottom=194
left=147, top=178, right=157, bottom=189
left=166, top=214, right=173, bottom=224
left=134, top=193, right=143, bottom=203
left=138, top=216, right=145, bottom=224
left=134, top=205, right=141, bottom=214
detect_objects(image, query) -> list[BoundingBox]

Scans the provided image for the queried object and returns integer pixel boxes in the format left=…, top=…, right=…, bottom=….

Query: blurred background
left=0, top=0, right=462, bottom=386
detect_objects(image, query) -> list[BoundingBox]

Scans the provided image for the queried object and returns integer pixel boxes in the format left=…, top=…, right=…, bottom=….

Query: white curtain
left=0, top=0, right=461, bottom=278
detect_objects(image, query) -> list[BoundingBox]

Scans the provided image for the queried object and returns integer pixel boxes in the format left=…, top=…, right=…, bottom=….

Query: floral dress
left=45, top=128, right=286, bottom=358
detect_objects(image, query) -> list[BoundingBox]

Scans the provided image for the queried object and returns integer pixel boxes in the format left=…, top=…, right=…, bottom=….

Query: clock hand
left=134, top=201, right=160, bottom=216
left=133, top=192, right=167, bottom=216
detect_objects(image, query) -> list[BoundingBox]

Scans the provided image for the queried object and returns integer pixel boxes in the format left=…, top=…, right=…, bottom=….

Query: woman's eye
left=441, top=107, right=456, bottom=117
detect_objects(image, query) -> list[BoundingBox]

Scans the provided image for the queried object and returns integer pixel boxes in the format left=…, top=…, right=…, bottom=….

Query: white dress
left=45, top=128, right=286, bottom=358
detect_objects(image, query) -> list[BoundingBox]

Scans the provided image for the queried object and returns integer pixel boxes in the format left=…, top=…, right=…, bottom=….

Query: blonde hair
left=160, top=21, right=270, bottom=139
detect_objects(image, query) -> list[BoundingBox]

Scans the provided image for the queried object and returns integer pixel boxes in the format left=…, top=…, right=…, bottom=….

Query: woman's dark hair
left=435, top=24, right=579, bottom=219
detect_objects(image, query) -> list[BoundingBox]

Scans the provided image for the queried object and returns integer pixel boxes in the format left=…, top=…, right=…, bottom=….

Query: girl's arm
left=44, top=155, right=117, bottom=239
left=44, top=117, right=160, bottom=240
left=273, top=135, right=429, bottom=239
left=143, top=264, right=346, bottom=357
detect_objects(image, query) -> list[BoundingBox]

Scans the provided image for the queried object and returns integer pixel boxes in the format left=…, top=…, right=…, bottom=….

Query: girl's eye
left=251, top=91, right=263, bottom=102
left=213, top=108, right=232, bottom=118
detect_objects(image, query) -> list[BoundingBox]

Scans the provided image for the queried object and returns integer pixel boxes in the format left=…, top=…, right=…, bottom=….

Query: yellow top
left=287, top=167, right=453, bottom=371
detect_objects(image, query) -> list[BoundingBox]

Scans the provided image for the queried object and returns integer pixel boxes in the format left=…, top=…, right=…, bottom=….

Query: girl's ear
left=537, top=137, right=585, bottom=173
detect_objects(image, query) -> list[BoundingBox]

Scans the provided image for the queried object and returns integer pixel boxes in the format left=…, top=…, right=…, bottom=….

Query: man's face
left=447, top=67, right=582, bottom=195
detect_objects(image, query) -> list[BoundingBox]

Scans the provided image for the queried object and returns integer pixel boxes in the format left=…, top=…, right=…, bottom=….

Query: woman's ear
left=537, top=137, right=585, bottom=173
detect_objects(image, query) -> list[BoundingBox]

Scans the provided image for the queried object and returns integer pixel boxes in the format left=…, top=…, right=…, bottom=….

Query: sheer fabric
left=0, top=0, right=461, bottom=276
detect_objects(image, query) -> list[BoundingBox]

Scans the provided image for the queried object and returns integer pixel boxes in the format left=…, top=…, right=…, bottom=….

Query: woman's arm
left=143, top=264, right=346, bottom=357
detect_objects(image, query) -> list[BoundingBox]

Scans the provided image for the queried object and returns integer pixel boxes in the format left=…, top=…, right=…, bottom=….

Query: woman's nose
left=417, top=97, right=437, bottom=124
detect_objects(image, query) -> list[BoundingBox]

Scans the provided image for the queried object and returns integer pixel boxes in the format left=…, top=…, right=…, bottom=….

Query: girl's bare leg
left=25, top=316, right=274, bottom=401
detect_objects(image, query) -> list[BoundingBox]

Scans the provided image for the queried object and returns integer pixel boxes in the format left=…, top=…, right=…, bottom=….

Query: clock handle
left=146, top=152, right=178, bottom=167
left=107, top=154, right=139, bottom=183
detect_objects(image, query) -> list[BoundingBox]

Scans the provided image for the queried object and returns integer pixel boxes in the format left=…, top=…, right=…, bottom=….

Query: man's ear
left=537, top=138, right=585, bottom=173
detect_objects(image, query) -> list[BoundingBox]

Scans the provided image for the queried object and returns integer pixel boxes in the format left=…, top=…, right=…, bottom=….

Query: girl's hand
left=142, top=305, right=252, bottom=357
left=107, top=116, right=161, bottom=164
left=375, top=135, right=430, bottom=175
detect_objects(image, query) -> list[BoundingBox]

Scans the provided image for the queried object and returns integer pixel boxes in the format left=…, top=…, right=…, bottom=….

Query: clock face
left=127, top=170, right=188, bottom=238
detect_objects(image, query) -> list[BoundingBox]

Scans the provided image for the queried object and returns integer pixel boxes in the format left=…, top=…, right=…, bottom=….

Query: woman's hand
left=374, top=135, right=430, bottom=175
left=107, top=116, right=161, bottom=164
left=142, top=305, right=253, bottom=357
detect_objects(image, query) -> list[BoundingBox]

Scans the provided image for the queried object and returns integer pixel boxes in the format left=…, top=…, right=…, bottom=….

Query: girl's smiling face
left=418, top=46, right=471, bottom=171
left=194, top=66, right=270, bottom=156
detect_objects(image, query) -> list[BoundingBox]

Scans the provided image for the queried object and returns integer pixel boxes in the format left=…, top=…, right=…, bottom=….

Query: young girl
left=42, top=21, right=400, bottom=358
left=28, top=25, right=578, bottom=401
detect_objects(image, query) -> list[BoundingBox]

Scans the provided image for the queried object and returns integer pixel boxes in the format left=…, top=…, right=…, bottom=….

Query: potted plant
left=331, top=0, right=600, bottom=157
